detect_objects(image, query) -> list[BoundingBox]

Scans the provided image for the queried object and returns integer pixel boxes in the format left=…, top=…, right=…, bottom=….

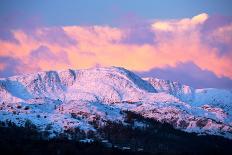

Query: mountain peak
left=0, top=67, right=232, bottom=140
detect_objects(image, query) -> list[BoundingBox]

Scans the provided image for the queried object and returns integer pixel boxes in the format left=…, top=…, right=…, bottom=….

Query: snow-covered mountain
left=144, top=77, right=232, bottom=118
left=0, top=67, right=232, bottom=139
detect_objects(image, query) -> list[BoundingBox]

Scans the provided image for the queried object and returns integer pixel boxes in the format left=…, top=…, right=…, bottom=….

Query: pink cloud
left=137, top=61, right=232, bottom=89
left=210, top=23, right=232, bottom=44
left=0, top=13, right=232, bottom=82
left=154, top=13, right=208, bottom=31
left=0, top=63, right=5, bottom=70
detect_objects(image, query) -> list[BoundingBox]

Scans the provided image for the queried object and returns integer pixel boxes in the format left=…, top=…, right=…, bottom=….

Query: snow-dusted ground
left=0, top=67, right=232, bottom=139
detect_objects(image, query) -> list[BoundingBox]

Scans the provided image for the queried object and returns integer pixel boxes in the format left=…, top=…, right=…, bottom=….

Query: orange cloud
left=0, top=13, right=232, bottom=79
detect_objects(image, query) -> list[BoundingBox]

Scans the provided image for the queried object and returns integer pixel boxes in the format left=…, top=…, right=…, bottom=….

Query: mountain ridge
left=0, top=66, right=232, bottom=139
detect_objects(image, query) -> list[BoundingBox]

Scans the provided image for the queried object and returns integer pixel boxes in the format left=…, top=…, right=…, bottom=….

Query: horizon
left=0, top=0, right=232, bottom=89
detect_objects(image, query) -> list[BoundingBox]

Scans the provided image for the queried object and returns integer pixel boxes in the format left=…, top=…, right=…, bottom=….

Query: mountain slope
left=0, top=67, right=232, bottom=139
left=144, top=77, right=232, bottom=122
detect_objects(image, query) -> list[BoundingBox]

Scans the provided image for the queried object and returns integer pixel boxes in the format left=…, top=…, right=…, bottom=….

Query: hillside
left=0, top=67, right=232, bottom=140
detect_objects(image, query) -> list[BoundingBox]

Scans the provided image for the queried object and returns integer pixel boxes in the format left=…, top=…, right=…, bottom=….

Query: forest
left=0, top=111, right=232, bottom=155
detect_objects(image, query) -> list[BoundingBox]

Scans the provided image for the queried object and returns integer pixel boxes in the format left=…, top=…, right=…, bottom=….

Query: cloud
left=148, top=13, right=232, bottom=79
left=151, top=13, right=208, bottom=32
left=29, top=45, right=69, bottom=63
left=26, top=45, right=70, bottom=71
left=0, top=28, right=19, bottom=44
left=0, top=13, right=232, bottom=88
left=201, top=15, right=232, bottom=57
left=26, top=27, right=77, bottom=47
left=0, top=56, right=25, bottom=77
left=119, top=19, right=155, bottom=45
left=0, top=11, right=43, bottom=44
left=137, top=62, right=232, bottom=89
left=0, top=63, right=5, bottom=70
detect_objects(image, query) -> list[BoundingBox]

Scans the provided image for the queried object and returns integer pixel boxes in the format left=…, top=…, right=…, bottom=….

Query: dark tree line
left=1, top=111, right=232, bottom=155
left=97, top=111, right=232, bottom=154
left=0, top=120, right=143, bottom=155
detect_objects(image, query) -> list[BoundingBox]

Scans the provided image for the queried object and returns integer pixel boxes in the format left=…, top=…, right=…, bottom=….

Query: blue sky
left=1, top=0, right=232, bottom=26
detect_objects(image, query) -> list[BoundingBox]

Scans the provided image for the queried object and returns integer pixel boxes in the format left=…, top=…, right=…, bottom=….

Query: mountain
left=144, top=77, right=232, bottom=121
left=0, top=66, right=232, bottom=140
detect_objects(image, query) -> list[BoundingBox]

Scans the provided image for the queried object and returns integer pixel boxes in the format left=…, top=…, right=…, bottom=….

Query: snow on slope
left=0, top=67, right=232, bottom=139
left=144, top=78, right=232, bottom=124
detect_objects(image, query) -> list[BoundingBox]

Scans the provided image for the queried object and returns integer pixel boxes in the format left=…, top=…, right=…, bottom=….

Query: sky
left=0, top=0, right=232, bottom=89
